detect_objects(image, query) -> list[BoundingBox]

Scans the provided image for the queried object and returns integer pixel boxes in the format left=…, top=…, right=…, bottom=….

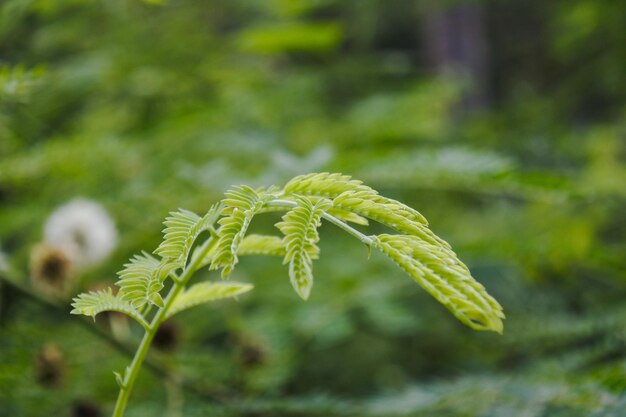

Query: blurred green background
left=1, top=0, right=626, bottom=416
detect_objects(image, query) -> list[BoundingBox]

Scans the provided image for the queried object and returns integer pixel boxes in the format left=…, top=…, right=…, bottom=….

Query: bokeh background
left=1, top=0, right=626, bottom=416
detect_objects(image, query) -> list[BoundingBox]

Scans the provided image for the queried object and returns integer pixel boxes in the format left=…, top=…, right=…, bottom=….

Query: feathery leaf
left=71, top=289, right=147, bottom=328
left=333, top=189, right=429, bottom=228
left=210, top=186, right=265, bottom=278
left=372, top=234, right=504, bottom=333
left=154, top=204, right=221, bottom=270
left=166, top=281, right=253, bottom=318
left=284, top=172, right=372, bottom=198
left=276, top=197, right=331, bottom=300
left=284, top=172, right=428, bottom=229
left=116, top=252, right=164, bottom=309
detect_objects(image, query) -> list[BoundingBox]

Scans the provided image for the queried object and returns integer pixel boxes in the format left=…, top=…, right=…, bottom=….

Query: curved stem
left=112, top=236, right=216, bottom=417
left=265, top=199, right=374, bottom=246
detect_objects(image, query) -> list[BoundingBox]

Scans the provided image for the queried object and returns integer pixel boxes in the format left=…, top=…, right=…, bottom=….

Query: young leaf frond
left=210, top=186, right=265, bottom=278
left=283, top=172, right=428, bottom=229
left=71, top=289, right=148, bottom=329
left=332, top=190, right=431, bottom=232
left=71, top=171, right=505, bottom=417
left=284, top=172, right=372, bottom=198
left=116, top=252, right=165, bottom=309
left=166, top=281, right=253, bottom=319
left=238, top=234, right=286, bottom=257
left=154, top=204, right=222, bottom=270
left=276, top=197, right=331, bottom=300
left=372, top=234, right=504, bottom=333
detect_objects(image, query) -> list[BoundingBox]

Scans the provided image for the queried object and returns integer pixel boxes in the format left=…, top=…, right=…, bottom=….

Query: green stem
left=112, top=237, right=215, bottom=417
left=266, top=199, right=374, bottom=246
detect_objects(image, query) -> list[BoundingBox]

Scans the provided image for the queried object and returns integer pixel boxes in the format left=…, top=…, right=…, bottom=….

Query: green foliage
left=5, top=0, right=625, bottom=413
left=154, top=205, right=221, bottom=270
left=116, top=252, right=165, bottom=309
left=72, top=205, right=253, bottom=326
left=64, top=172, right=503, bottom=416
left=284, top=174, right=430, bottom=233
left=283, top=173, right=372, bottom=198
left=166, top=281, right=254, bottom=319
left=73, top=172, right=504, bottom=339
left=276, top=197, right=331, bottom=299
left=372, top=234, right=504, bottom=332
left=70, top=289, right=148, bottom=329
left=334, top=190, right=435, bottom=236
left=72, top=172, right=504, bottom=334
left=0, top=65, right=45, bottom=103
left=237, top=22, right=342, bottom=54
left=210, top=186, right=267, bottom=278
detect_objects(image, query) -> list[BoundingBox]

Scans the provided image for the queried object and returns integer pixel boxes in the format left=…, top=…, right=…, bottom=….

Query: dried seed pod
left=71, top=400, right=102, bottom=417
left=30, top=244, right=75, bottom=298
left=35, top=343, right=65, bottom=388
left=153, top=320, right=181, bottom=351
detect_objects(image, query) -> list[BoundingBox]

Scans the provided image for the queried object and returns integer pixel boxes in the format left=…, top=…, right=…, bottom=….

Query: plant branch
left=112, top=236, right=216, bottom=417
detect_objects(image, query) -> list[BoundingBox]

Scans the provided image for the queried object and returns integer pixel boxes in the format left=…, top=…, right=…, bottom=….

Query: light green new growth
left=70, top=172, right=504, bottom=417
left=283, top=172, right=372, bottom=197
left=210, top=185, right=266, bottom=277
left=166, top=281, right=254, bottom=319
left=116, top=252, right=164, bottom=309
left=70, top=288, right=148, bottom=330
left=276, top=197, right=331, bottom=299
left=373, top=234, right=504, bottom=332
left=154, top=208, right=217, bottom=269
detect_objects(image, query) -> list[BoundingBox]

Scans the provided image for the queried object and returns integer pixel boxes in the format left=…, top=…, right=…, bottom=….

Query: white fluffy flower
left=44, top=199, right=117, bottom=269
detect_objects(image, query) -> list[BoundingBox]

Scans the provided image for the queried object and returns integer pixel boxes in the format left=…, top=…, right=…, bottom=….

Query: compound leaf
left=276, top=197, right=331, bottom=300
left=116, top=252, right=164, bottom=309
left=210, top=186, right=265, bottom=278
left=71, top=288, right=148, bottom=328
left=166, top=281, right=253, bottom=318
left=154, top=204, right=221, bottom=270
left=283, top=172, right=371, bottom=198
left=372, top=234, right=504, bottom=333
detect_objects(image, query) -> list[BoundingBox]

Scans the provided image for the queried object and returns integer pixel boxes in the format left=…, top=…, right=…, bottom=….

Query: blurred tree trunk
left=422, top=3, right=490, bottom=111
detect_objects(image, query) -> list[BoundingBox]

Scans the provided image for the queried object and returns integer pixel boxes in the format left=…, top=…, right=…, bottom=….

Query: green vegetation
left=72, top=173, right=503, bottom=416
left=1, top=0, right=625, bottom=416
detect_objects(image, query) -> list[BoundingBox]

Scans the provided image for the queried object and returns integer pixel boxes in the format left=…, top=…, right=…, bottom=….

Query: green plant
left=71, top=172, right=504, bottom=417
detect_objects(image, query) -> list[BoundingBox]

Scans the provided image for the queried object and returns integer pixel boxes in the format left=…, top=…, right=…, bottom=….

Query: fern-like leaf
left=276, top=197, right=331, bottom=300
left=210, top=186, right=265, bottom=278
left=333, top=190, right=444, bottom=245
left=372, top=234, right=504, bottom=333
left=154, top=204, right=221, bottom=270
left=116, top=252, right=164, bottom=309
left=71, top=289, right=148, bottom=328
left=238, top=234, right=286, bottom=257
left=284, top=172, right=372, bottom=198
left=284, top=172, right=428, bottom=229
left=166, top=281, right=253, bottom=318
left=300, top=195, right=369, bottom=226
